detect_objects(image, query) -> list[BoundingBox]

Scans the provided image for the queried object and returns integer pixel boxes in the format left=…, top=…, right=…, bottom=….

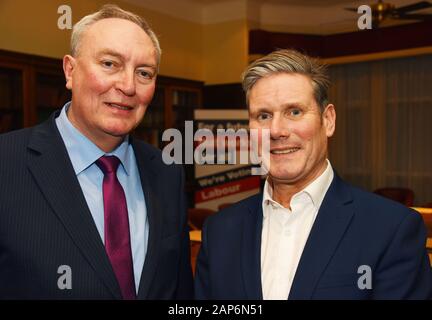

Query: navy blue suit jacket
left=0, top=111, right=193, bottom=299
left=194, top=174, right=432, bottom=299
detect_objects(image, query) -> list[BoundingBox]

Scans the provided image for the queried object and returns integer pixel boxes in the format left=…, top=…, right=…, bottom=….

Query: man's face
left=63, top=18, right=157, bottom=150
left=249, top=73, right=336, bottom=188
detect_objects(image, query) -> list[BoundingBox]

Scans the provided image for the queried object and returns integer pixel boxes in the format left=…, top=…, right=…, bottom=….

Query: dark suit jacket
left=194, top=174, right=432, bottom=299
left=0, top=111, right=193, bottom=299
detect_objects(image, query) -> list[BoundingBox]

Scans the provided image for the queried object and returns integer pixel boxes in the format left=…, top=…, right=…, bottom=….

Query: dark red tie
left=96, top=155, right=136, bottom=300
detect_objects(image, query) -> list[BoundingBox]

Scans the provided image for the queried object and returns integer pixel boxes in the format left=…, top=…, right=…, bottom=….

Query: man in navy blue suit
left=194, top=49, right=431, bottom=299
left=0, top=5, right=193, bottom=299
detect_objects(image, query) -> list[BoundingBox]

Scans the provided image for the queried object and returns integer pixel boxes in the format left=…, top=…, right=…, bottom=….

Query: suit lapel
left=242, top=195, right=264, bottom=299
left=132, top=141, right=163, bottom=299
left=288, top=174, right=354, bottom=300
left=26, top=113, right=122, bottom=299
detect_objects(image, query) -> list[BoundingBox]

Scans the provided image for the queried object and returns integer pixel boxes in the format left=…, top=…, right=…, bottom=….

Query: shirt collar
left=55, top=102, right=131, bottom=176
left=262, top=159, right=334, bottom=217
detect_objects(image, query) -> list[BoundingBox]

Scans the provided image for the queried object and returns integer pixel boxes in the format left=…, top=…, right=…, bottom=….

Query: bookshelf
left=0, top=66, right=23, bottom=132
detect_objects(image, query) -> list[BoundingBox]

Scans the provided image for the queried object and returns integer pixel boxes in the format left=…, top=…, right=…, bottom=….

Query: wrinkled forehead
left=78, top=18, right=157, bottom=62
left=249, top=73, right=316, bottom=105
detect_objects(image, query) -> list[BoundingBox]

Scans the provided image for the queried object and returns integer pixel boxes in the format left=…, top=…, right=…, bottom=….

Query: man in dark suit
left=194, top=49, right=432, bottom=299
left=0, top=5, right=193, bottom=299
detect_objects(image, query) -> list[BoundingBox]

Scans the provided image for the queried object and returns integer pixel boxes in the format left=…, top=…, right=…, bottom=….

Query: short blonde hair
left=71, top=4, right=161, bottom=68
left=242, top=49, right=330, bottom=112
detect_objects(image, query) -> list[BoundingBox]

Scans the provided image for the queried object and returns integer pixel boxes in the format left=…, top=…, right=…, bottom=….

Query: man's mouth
left=271, top=147, right=301, bottom=155
left=105, top=102, right=133, bottom=111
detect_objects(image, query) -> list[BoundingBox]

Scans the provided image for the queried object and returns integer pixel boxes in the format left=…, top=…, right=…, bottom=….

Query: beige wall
left=0, top=0, right=72, bottom=59
left=0, top=0, right=204, bottom=81
left=203, top=19, right=249, bottom=85
left=0, top=0, right=251, bottom=84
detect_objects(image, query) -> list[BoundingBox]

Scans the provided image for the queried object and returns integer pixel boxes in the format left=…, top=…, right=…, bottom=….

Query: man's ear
left=322, top=104, right=336, bottom=137
left=63, top=55, right=75, bottom=90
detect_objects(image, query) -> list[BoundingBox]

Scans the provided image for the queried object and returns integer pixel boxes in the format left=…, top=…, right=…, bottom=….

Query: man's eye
left=102, top=60, right=114, bottom=68
left=137, top=70, right=153, bottom=79
left=257, top=113, right=271, bottom=120
left=290, top=108, right=302, bottom=116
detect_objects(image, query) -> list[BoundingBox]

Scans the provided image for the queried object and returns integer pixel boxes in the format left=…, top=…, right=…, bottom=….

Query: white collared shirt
left=260, top=160, right=334, bottom=300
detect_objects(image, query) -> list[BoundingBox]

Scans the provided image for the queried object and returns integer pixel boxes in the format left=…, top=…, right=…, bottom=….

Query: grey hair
left=242, top=49, right=330, bottom=112
left=71, top=4, right=161, bottom=69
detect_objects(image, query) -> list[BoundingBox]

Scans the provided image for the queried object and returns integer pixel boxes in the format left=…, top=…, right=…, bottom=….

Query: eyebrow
left=249, top=108, right=271, bottom=119
left=281, top=102, right=308, bottom=109
left=97, top=49, right=157, bottom=70
left=97, top=49, right=123, bottom=60
left=251, top=102, right=308, bottom=114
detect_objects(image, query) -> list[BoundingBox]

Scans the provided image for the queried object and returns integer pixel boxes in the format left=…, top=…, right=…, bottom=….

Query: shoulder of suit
left=132, top=138, right=183, bottom=174
left=345, top=182, right=418, bottom=225
left=132, top=138, right=161, bottom=157
left=205, top=193, right=263, bottom=226
left=0, top=127, right=33, bottom=157
left=0, top=126, right=33, bottom=142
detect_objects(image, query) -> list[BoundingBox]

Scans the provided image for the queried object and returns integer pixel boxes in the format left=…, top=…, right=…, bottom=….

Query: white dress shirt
left=261, top=160, right=334, bottom=300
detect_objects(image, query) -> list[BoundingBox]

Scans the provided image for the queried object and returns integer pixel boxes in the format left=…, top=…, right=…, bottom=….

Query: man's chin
left=268, top=171, right=303, bottom=185
left=103, top=124, right=135, bottom=137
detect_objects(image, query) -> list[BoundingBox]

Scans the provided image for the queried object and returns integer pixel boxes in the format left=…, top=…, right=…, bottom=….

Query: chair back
left=374, top=187, right=414, bottom=206
left=218, top=203, right=233, bottom=211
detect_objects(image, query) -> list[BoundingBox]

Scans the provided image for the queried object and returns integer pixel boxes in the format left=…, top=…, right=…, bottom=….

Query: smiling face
left=63, top=18, right=157, bottom=151
left=249, top=73, right=336, bottom=191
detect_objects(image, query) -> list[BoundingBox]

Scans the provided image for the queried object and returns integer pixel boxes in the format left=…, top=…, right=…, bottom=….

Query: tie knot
left=96, top=155, right=121, bottom=174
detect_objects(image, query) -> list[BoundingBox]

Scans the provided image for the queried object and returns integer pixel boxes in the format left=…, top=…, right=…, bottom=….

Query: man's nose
left=116, top=69, right=136, bottom=96
left=270, top=115, right=290, bottom=140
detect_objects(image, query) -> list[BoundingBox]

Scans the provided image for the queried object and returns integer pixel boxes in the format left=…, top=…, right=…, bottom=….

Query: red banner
left=195, top=176, right=260, bottom=203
